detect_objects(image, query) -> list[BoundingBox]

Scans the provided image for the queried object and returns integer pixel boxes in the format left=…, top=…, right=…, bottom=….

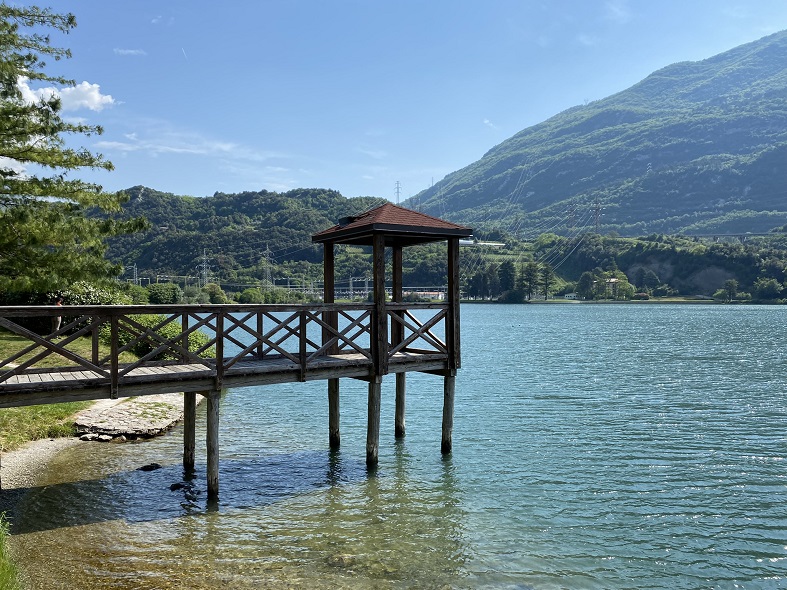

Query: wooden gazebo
left=312, top=203, right=472, bottom=466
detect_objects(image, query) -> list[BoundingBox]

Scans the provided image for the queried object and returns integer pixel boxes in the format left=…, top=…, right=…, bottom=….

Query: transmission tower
left=196, top=249, right=212, bottom=288
left=261, top=246, right=273, bottom=290
left=395, top=181, right=401, bottom=205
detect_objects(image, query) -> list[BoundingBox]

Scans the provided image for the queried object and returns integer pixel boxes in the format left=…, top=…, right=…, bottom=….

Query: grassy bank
left=0, top=514, right=20, bottom=590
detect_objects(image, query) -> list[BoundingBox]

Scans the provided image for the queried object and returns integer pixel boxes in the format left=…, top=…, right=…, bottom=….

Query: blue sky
left=26, top=0, right=787, bottom=201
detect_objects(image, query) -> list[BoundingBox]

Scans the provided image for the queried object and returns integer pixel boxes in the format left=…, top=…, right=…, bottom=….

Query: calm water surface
left=10, top=304, right=787, bottom=589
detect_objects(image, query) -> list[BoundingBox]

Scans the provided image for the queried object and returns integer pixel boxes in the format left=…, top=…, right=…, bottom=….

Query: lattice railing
left=0, top=303, right=443, bottom=395
left=387, top=303, right=448, bottom=358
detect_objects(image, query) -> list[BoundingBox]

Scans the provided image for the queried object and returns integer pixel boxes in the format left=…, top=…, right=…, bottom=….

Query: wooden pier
left=0, top=203, right=472, bottom=499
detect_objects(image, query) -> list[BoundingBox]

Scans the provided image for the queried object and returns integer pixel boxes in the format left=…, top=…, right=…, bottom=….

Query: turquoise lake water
left=10, top=304, right=787, bottom=589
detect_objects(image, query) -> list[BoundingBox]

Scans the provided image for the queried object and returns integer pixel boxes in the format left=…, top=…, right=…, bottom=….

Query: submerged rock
left=137, top=462, right=162, bottom=472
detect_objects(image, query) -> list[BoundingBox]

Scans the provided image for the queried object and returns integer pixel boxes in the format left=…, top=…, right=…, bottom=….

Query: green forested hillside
left=105, top=185, right=787, bottom=300
left=107, top=186, right=386, bottom=282
left=410, top=30, right=787, bottom=237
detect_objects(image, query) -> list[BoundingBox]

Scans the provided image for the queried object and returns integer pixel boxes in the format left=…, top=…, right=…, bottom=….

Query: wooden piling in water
left=395, top=373, right=406, bottom=438
left=366, top=376, right=382, bottom=467
left=328, top=378, right=340, bottom=449
left=441, top=372, right=455, bottom=454
left=183, top=391, right=197, bottom=471
left=206, top=389, right=220, bottom=499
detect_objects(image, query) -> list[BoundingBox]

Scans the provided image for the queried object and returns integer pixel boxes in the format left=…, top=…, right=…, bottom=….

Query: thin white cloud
left=17, top=77, right=115, bottom=111
left=483, top=118, right=498, bottom=130
left=357, top=147, right=387, bottom=160
left=151, top=15, right=175, bottom=26
left=114, top=48, right=147, bottom=56
left=577, top=34, right=598, bottom=47
left=95, top=122, right=287, bottom=165
left=604, top=0, right=632, bottom=24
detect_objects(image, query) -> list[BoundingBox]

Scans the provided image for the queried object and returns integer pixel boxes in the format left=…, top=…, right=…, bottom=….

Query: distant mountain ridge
left=409, top=30, right=787, bottom=237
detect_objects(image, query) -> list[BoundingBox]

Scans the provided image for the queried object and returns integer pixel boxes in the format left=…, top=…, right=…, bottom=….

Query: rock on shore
left=74, top=393, right=197, bottom=441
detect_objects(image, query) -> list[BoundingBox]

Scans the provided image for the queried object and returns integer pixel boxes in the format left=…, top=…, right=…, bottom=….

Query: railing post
left=392, top=246, right=405, bottom=438
left=372, top=233, right=388, bottom=376
left=257, top=311, right=264, bottom=359
left=299, top=310, right=307, bottom=382
left=447, top=237, right=461, bottom=370
left=92, top=315, right=100, bottom=366
left=110, top=314, right=119, bottom=399
left=215, top=313, right=224, bottom=390
left=181, top=313, right=189, bottom=361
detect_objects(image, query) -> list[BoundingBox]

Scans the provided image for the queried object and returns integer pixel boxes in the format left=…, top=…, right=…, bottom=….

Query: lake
left=10, top=303, right=787, bottom=589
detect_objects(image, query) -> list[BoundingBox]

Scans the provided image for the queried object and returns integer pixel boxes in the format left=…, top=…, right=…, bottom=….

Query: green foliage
left=0, top=513, right=21, bottom=590
left=577, top=271, right=596, bottom=300
left=105, top=186, right=384, bottom=284
left=60, top=281, right=132, bottom=305
left=519, top=262, right=540, bottom=300
left=540, top=264, right=555, bottom=299
left=202, top=282, right=227, bottom=304
left=498, top=260, right=516, bottom=292
left=753, top=277, right=783, bottom=300
left=146, top=282, right=182, bottom=304
left=122, top=283, right=149, bottom=304
left=0, top=401, right=87, bottom=451
left=98, top=314, right=213, bottom=360
left=238, top=287, right=264, bottom=304
left=0, top=5, right=146, bottom=295
left=723, top=279, right=739, bottom=302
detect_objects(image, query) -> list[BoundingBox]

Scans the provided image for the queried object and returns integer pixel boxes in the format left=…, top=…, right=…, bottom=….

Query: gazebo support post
left=392, top=245, right=406, bottom=438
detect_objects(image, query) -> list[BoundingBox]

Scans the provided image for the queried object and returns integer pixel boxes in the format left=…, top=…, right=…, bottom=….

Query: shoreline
left=0, top=391, right=197, bottom=519
left=0, top=436, right=83, bottom=518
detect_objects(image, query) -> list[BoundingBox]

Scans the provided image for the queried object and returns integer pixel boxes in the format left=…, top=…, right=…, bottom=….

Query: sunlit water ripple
left=10, top=304, right=787, bottom=589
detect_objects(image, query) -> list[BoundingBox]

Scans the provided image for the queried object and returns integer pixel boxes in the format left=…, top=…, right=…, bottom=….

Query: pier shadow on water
left=9, top=448, right=368, bottom=534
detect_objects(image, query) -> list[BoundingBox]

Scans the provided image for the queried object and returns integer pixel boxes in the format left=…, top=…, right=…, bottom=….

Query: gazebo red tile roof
left=312, top=203, right=472, bottom=247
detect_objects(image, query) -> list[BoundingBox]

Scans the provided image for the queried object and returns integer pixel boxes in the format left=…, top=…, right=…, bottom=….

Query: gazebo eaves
left=311, top=202, right=472, bottom=246
left=313, top=223, right=471, bottom=246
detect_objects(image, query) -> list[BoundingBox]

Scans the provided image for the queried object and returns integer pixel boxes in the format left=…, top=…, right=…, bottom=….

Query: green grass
left=0, top=514, right=21, bottom=590
left=0, top=402, right=90, bottom=452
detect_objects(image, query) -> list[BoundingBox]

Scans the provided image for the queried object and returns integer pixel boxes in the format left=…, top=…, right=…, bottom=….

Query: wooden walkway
left=0, top=302, right=456, bottom=499
left=0, top=303, right=451, bottom=406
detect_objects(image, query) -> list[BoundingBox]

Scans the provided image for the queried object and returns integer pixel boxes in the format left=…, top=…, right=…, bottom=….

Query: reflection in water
left=11, top=433, right=468, bottom=588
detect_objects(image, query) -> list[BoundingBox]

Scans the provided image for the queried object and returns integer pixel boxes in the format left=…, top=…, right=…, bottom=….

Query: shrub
left=238, top=288, right=264, bottom=304
left=146, top=283, right=182, bottom=304
left=99, top=314, right=214, bottom=360
left=202, top=283, right=227, bottom=304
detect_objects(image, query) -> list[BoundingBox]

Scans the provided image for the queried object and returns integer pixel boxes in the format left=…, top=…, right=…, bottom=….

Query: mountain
left=107, top=186, right=386, bottom=278
left=409, top=31, right=787, bottom=237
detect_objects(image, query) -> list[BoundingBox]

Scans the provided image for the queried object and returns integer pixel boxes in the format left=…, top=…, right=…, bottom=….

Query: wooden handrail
left=0, top=302, right=450, bottom=397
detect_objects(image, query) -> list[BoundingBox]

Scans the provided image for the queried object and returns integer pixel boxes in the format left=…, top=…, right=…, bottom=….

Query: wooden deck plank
left=0, top=350, right=447, bottom=407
